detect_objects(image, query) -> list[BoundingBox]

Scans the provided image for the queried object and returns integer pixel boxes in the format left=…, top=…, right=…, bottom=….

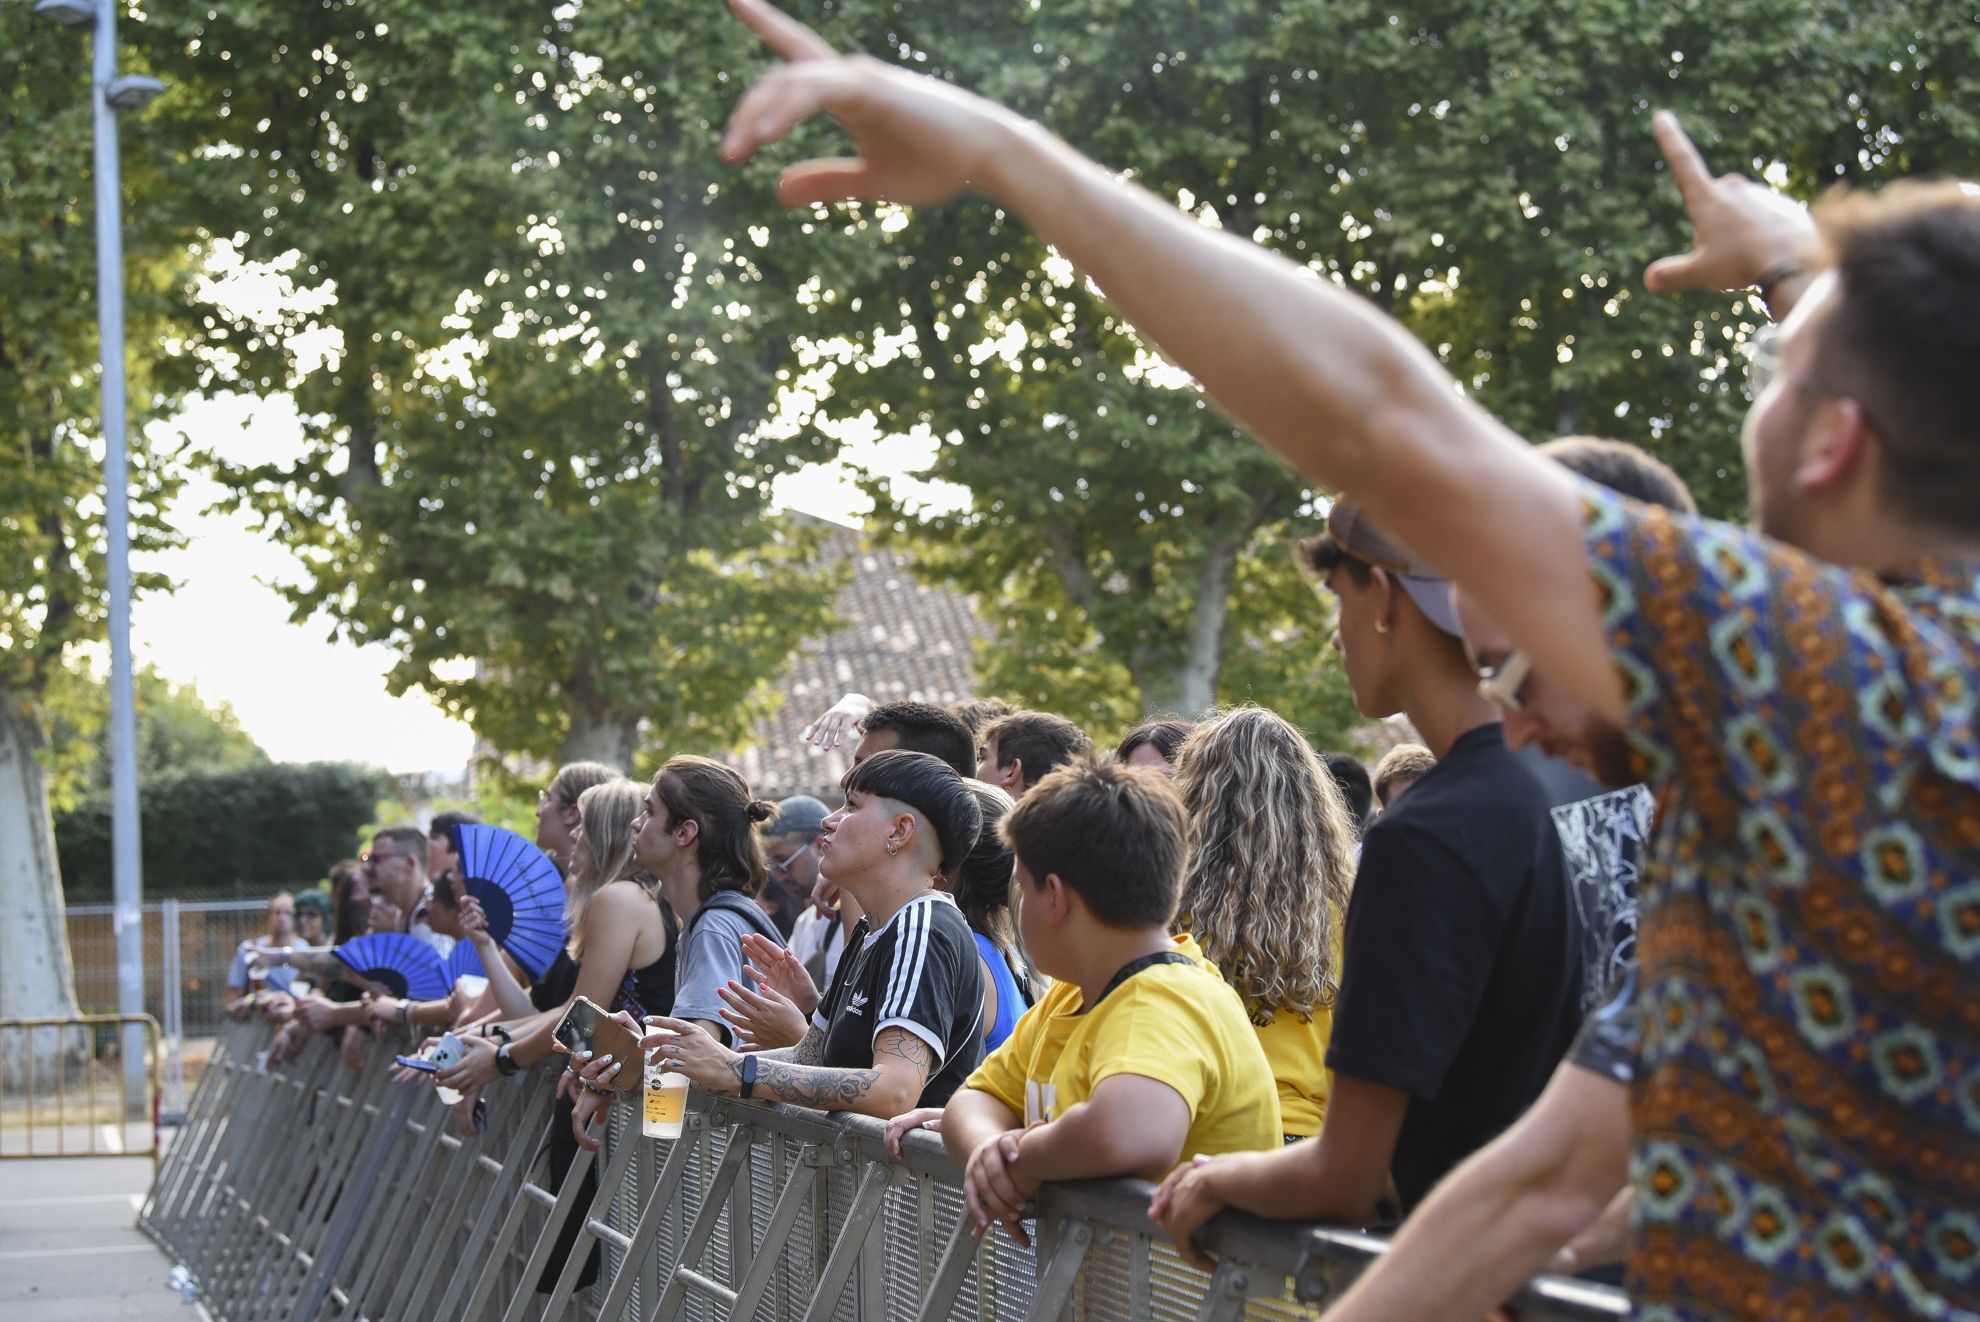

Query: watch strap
left=739, top=1053, right=758, bottom=1101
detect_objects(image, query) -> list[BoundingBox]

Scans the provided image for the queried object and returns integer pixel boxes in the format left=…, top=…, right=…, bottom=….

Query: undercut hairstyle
left=654, top=756, right=776, bottom=902
left=1321, top=752, right=1375, bottom=835
left=1539, top=436, right=1697, bottom=514
left=842, top=749, right=984, bottom=877
left=372, top=826, right=428, bottom=868
left=951, top=697, right=1015, bottom=740
left=1001, top=761, right=1189, bottom=931
left=1372, top=743, right=1438, bottom=808
left=548, top=761, right=619, bottom=811
left=1114, top=717, right=1197, bottom=767
left=859, top=700, right=977, bottom=778
left=1812, top=183, right=1980, bottom=535
left=950, top=781, right=1020, bottom=957
left=983, top=710, right=1093, bottom=784
left=565, top=779, right=653, bottom=960
left=1174, top=707, right=1356, bottom=1022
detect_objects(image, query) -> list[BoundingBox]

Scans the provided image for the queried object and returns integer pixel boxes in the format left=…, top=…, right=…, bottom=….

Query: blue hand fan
left=263, top=965, right=297, bottom=994
left=333, top=932, right=451, bottom=1002
left=445, top=940, right=487, bottom=985
left=450, top=825, right=567, bottom=979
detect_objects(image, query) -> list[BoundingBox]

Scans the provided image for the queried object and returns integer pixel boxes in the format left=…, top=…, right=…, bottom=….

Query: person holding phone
left=570, top=751, right=988, bottom=1144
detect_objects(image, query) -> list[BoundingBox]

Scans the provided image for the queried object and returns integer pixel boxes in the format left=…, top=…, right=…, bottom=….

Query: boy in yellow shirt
left=941, top=761, right=1281, bottom=1243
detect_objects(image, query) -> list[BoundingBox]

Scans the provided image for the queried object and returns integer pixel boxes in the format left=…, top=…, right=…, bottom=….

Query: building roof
left=728, top=516, right=988, bottom=802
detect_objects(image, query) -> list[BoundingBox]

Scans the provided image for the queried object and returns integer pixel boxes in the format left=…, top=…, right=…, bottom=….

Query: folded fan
left=333, top=932, right=451, bottom=1002
left=450, top=824, right=566, bottom=979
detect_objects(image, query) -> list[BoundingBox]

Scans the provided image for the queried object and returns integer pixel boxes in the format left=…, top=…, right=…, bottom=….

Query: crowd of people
left=223, top=1, right=1980, bottom=1316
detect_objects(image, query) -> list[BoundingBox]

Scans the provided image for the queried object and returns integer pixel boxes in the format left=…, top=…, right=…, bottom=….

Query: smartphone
left=552, top=996, right=644, bottom=1091
left=394, top=1054, right=439, bottom=1073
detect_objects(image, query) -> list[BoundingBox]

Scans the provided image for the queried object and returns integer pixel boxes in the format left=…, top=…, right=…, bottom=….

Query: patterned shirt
left=1580, top=482, right=1980, bottom=1320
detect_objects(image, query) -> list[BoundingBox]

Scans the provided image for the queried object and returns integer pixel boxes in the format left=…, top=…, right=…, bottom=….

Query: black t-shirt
left=1326, top=723, right=1587, bottom=1212
left=811, top=892, right=984, bottom=1107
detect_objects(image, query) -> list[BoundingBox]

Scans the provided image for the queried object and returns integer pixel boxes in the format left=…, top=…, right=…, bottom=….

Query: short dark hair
left=429, top=809, right=479, bottom=842
left=983, top=711, right=1092, bottom=785
left=1114, top=717, right=1196, bottom=766
left=842, top=749, right=984, bottom=876
left=372, top=826, right=427, bottom=865
left=1320, top=752, right=1374, bottom=833
left=860, top=701, right=977, bottom=778
left=1295, top=532, right=1373, bottom=587
left=950, top=698, right=1015, bottom=740
left=655, top=756, right=776, bottom=902
left=1808, top=183, right=1980, bottom=535
left=1001, top=761, right=1187, bottom=930
left=1538, top=437, right=1696, bottom=514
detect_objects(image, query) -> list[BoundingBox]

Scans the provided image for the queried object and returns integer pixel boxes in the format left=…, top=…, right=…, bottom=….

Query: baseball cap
left=1321, top=500, right=1463, bottom=638
left=766, top=795, right=830, bottom=839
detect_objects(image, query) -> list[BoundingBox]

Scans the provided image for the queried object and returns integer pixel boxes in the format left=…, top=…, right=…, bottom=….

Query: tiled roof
left=728, top=515, right=988, bottom=802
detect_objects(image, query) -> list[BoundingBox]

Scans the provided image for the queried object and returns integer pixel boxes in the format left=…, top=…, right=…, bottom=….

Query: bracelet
left=398, top=999, right=413, bottom=1025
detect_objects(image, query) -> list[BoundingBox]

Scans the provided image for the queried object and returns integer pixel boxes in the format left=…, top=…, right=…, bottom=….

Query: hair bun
left=746, top=799, right=777, bottom=824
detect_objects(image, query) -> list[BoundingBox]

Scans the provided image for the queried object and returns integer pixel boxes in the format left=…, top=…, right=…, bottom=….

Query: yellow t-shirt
left=963, top=934, right=1282, bottom=1162
left=1252, top=1001, right=1334, bottom=1139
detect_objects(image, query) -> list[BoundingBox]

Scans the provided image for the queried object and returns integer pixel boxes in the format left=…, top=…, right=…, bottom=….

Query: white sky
left=130, top=392, right=959, bottom=775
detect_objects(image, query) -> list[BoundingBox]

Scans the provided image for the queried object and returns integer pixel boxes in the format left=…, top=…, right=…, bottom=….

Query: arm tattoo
left=792, top=1027, right=827, bottom=1066
left=738, top=1029, right=934, bottom=1112
left=874, top=1029, right=936, bottom=1076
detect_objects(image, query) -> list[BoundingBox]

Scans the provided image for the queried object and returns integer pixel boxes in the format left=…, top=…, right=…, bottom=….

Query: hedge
left=56, top=761, right=392, bottom=901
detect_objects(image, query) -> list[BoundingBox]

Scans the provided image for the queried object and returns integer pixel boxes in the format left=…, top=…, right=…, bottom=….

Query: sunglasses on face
left=1476, top=650, right=1534, bottom=714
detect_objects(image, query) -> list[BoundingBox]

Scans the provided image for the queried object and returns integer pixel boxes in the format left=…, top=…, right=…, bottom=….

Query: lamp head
left=32, top=0, right=97, bottom=26
left=107, top=75, right=166, bottom=112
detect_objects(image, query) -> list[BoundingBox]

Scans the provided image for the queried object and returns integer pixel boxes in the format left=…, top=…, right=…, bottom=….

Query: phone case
left=556, top=996, right=645, bottom=1092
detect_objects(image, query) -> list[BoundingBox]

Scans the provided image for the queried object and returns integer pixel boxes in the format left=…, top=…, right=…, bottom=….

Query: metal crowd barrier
left=140, top=1020, right=1629, bottom=1321
left=0, top=1013, right=161, bottom=1163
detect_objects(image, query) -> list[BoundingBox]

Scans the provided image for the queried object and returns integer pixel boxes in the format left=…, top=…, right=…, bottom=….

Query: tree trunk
left=0, top=687, right=84, bottom=1086
left=557, top=713, right=638, bottom=773
left=1130, top=538, right=1241, bottom=718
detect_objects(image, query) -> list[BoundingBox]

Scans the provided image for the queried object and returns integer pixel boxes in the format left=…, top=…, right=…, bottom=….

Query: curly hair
left=1172, top=706, right=1356, bottom=1023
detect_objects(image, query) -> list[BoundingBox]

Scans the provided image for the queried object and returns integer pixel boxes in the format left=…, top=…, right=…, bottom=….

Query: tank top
left=973, top=931, right=1031, bottom=1051
left=612, top=901, right=679, bottom=1022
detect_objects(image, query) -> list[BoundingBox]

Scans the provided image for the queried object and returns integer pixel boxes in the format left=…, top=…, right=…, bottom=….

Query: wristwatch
left=739, top=1054, right=758, bottom=1101
left=495, top=1043, right=519, bottom=1077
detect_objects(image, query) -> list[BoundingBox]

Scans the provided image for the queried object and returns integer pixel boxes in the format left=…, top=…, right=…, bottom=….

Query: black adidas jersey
left=811, top=892, right=984, bottom=1106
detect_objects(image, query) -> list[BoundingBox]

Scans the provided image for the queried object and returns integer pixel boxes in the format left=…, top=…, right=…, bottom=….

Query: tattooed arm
left=643, top=1015, right=934, bottom=1119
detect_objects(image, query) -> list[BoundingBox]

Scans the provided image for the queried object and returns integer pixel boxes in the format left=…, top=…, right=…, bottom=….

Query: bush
left=56, top=761, right=392, bottom=901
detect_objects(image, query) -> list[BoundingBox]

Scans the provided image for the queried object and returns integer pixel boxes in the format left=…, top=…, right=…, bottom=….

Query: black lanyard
left=1092, top=950, right=1194, bottom=1007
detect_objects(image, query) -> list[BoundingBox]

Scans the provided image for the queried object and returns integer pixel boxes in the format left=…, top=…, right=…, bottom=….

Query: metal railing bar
left=794, top=1161, right=889, bottom=1322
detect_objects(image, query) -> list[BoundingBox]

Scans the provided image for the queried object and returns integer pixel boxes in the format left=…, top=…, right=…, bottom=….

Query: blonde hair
left=564, top=779, right=654, bottom=961
left=1173, top=706, right=1356, bottom=1022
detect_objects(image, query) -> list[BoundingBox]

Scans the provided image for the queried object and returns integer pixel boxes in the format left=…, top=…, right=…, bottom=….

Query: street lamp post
left=34, top=0, right=164, bottom=1112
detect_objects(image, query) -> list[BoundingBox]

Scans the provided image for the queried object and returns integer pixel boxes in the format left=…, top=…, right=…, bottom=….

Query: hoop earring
left=1374, top=620, right=1391, bottom=635
left=884, top=842, right=898, bottom=857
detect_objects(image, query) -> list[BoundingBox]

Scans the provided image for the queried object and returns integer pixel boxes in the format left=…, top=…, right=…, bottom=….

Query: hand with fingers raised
left=719, top=0, right=1022, bottom=208
left=799, top=691, right=873, bottom=750
left=741, top=931, right=822, bottom=1016
left=1645, top=110, right=1818, bottom=307
left=718, top=976, right=809, bottom=1051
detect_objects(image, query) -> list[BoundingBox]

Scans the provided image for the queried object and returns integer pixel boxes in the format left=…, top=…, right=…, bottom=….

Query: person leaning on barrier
left=1173, top=707, right=1358, bottom=1142
left=936, top=761, right=1280, bottom=1247
left=1314, top=437, right=1697, bottom=1321
left=710, top=15, right=1980, bottom=1312
left=570, top=750, right=987, bottom=1143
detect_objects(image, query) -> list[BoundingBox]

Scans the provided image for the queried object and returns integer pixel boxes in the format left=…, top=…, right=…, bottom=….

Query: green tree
left=44, top=663, right=267, bottom=810
left=795, top=0, right=1978, bottom=734
left=145, top=0, right=873, bottom=770
left=0, top=6, right=204, bottom=1056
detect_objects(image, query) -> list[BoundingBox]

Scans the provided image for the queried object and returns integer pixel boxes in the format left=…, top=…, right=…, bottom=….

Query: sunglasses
left=770, top=839, right=819, bottom=877
left=1476, top=650, right=1534, bottom=714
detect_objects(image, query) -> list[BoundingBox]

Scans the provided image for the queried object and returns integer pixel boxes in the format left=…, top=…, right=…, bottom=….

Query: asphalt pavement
left=0, top=1155, right=203, bottom=1321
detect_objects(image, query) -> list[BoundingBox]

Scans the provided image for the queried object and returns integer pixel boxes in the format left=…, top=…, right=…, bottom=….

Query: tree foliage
left=43, top=662, right=267, bottom=812
left=774, top=0, right=1980, bottom=738
left=144, top=0, right=879, bottom=770
left=56, top=760, right=389, bottom=902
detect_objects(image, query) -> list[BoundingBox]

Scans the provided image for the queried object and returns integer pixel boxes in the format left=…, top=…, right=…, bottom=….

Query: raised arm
left=718, top=0, right=1619, bottom=720
left=461, top=896, right=538, bottom=1020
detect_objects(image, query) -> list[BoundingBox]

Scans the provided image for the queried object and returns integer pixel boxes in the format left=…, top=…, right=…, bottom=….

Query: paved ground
left=0, top=1156, right=204, bottom=1321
